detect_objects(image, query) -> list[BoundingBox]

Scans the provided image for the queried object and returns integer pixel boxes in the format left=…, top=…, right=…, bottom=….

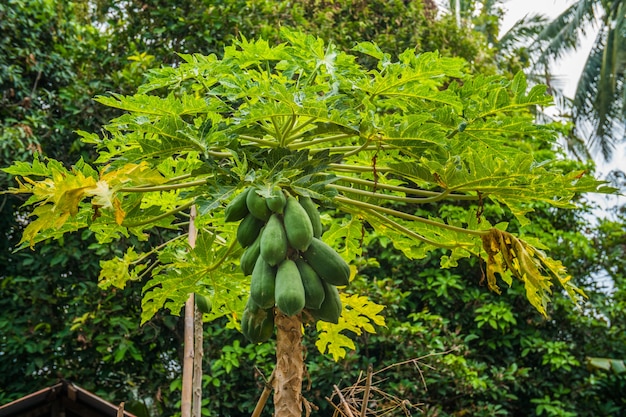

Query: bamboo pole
left=181, top=206, right=199, bottom=417
left=193, top=305, right=204, bottom=417
left=181, top=294, right=195, bottom=417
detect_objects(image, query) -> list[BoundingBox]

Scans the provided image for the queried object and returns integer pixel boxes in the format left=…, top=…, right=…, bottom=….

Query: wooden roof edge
left=0, top=380, right=138, bottom=417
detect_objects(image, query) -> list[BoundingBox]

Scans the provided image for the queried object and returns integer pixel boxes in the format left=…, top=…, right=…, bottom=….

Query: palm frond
left=498, top=14, right=549, bottom=51
left=571, top=5, right=626, bottom=161
left=532, top=0, right=598, bottom=67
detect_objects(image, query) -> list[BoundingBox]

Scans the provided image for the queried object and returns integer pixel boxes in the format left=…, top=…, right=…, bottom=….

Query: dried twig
left=360, top=364, right=373, bottom=417
left=326, top=352, right=459, bottom=417
left=252, top=370, right=275, bottom=417
left=334, top=385, right=356, bottom=417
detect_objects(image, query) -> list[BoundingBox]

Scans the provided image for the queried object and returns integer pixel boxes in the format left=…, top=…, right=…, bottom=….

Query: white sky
left=501, top=1, right=625, bottom=199
left=500, top=0, right=597, bottom=98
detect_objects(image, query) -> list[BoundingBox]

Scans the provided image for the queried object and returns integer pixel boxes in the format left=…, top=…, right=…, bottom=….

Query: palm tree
left=530, top=0, right=626, bottom=160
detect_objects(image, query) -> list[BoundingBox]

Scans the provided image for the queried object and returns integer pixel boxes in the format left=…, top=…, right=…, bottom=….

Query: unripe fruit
left=275, top=259, right=306, bottom=316
left=298, top=196, right=323, bottom=238
left=283, top=196, right=314, bottom=251
left=224, top=188, right=250, bottom=222
left=266, top=187, right=287, bottom=213
left=260, top=214, right=288, bottom=266
left=246, top=188, right=271, bottom=221
left=250, top=257, right=276, bottom=309
left=237, top=214, right=264, bottom=248
left=302, top=238, right=350, bottom=286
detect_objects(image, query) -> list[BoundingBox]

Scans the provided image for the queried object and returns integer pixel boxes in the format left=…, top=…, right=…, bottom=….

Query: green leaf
left=315, top=293, right=386, bottom=361
left=98, top=248, right=146, bottom=290
left=140, top=230, right=245, bottom=324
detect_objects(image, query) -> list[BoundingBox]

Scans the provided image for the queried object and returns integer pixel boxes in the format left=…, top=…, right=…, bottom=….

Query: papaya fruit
left=240, top=231, right=262, bottom=276
left=302, top=238, right=350, bottom=286
left=275, top=259, right=306, bottom=316
left=299, top=195, right=323, bottom=238
left=250, top=257, right=276, bottom=309
left=195, top=293, right=211, bottom=314
left=237, top=214, right=264, bottom=248
left=246, top=188, right=271, bottom=221
left=224, top=188, right=250, bottom=222
left=283, top=196, right=314, bottom=251
left=241, top=298, right=274, bottom=343
left=295, top=258, right=325, bottom=309
left=259, top=214, right=288, bottom=266
left=266, top=186, right=287, bottom=213
left=310, top=281, right=342, bottom=324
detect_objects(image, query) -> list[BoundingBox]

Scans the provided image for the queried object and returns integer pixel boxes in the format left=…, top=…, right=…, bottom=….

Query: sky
left=500, top=0, right=625, bottom=211
left=500, top=0, right=596, bottom=98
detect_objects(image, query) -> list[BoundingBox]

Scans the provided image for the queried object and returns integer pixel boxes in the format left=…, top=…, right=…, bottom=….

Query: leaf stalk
left=334, top=195, right=488, bottom=237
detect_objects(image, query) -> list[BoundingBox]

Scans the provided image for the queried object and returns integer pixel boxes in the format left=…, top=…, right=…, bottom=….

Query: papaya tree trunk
left=273, top=312, right=303, bottom=417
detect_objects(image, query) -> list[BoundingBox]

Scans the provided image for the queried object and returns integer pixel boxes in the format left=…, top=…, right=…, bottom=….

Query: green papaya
left=275, top=259, right=306, bottom=316
left=259, top=214, right=288, bottom=266
left=283, top=196, right=314, bottom=251
left=224, top=188, right=250, bottom=222
left=240, top=230, right=262, bottom=276
left=302, top=238, right=350, bottom=286
left=299, top=196, right=323, bottom=238
left=266, top=187, right=287, bottom=213
left=295, top=258, right=325, bottom=309
left=246, top=188, right=271, bottom=221
left=250, top=257, right=276, bottom=309
left=237, top=214, right=264, bottom=248
left=241, top=298, right=274, bottom=343
left=195, top=293, right=211, bottom=314
left=310, top=281, right=342, bottom=324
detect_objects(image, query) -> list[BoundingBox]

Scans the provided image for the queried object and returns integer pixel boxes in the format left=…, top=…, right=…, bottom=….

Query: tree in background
left=528, top=0, right=625, bottom=160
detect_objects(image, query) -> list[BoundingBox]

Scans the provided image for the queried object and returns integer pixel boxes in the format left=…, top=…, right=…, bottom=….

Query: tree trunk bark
left=273, top=312, right=303, bottom=417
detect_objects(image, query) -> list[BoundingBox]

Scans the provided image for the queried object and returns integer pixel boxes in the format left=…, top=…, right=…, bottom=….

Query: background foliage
left=1, top=1, right=624, bottom=417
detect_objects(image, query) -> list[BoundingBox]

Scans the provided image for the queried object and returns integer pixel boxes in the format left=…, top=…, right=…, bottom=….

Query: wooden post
left=181, top=206, right=199, bottom=417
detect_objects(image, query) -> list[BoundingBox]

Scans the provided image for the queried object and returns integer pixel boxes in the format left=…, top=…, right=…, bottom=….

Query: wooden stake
left=182, top=206, right=199, bottom=417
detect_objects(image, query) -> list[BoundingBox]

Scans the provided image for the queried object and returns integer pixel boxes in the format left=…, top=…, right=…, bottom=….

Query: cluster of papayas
left=224, top=186, right=350, bottom=343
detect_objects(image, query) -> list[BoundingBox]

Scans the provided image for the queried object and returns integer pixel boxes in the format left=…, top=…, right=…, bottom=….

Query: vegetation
left=1, top=1, right=624, bottom=417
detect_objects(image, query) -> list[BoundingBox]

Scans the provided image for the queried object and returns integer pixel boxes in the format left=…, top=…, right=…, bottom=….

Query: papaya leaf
left=141, top=230, right=244, bottom=324
left=315, top=293, right=385, bottom=361
left=322, top=215, right=368, bottom=262
left=98, top=248, right=146, bottom=290
left=481, top=228, right=586, bottom=316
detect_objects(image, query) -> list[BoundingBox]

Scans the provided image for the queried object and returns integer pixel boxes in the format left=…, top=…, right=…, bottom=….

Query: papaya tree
left=2, top=29, right=613, bottom=416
